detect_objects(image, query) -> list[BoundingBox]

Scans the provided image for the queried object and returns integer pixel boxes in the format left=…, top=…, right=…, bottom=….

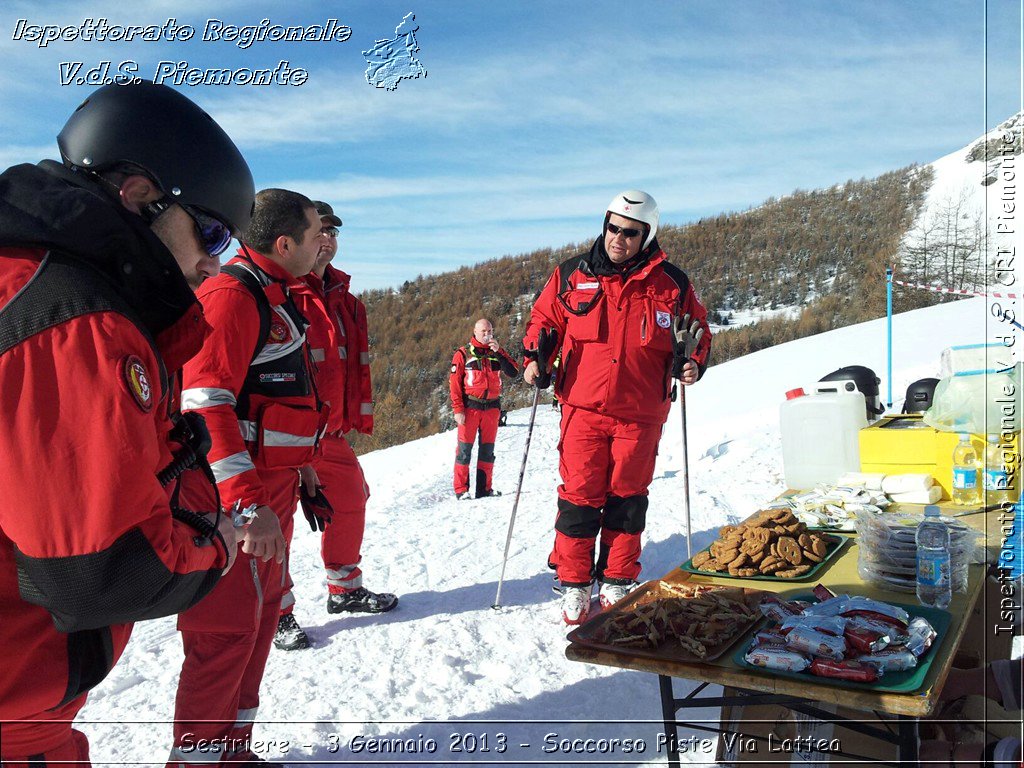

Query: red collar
left=232, top=246, right=302, bottom=287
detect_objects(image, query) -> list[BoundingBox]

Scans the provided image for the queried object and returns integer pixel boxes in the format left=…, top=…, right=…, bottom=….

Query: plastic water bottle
left=984, top=434, right=1013, bottom=507
left=916, top=505, right=952, bottom=609
left=951, top=433, right=980, bottom=506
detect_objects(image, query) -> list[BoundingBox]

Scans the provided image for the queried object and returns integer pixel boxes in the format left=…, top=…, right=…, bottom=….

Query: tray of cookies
left=567, top=580, right=767, bottom=663
left=680, top=507, right=850, bottom=581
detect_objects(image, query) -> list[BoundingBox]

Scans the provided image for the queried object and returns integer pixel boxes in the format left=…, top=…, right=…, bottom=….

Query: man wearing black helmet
left=0, top=81, right=253, bottom=764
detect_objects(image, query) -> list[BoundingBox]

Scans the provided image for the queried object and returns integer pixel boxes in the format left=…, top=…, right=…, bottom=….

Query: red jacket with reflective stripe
left=299, top=265, right=373, bottom=435
left=449, top=339, right=519, bottom=413
left=0, top=248, right=227, bottom=724
left=523, top=241, right=711, bottom=425
left=181, top=250, right=322, bottom=511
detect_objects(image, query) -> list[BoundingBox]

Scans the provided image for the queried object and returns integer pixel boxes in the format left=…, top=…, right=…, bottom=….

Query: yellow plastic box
left=859, top=414, right=1020, bottom=502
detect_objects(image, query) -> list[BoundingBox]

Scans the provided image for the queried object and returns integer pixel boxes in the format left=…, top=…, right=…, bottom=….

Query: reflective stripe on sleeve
left=338, top=346, right=347, bottom=360
left=360, top=402, right=374, bottom=415
left=237, top=420, right=258, bottom=442
left=181, top=387, right=236, bottom=410
left=310, top=348, right=326, bottom=363
left=360, top=352, right=370, bottom=365
left=210, top=451, right=257, bottom=482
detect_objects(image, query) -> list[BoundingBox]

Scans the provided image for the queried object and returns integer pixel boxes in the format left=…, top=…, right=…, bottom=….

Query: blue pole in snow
left=886, top=267, right=893, bottom=410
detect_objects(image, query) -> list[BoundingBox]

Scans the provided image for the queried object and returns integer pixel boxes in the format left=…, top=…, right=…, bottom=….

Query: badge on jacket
left=122, top=355, right=153, bottom=412
left=656, top=310, right=671, bottom=328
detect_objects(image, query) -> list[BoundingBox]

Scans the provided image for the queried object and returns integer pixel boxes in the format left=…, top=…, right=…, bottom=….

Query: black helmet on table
left=902, top=378, right=940, bottom=413
left=57, top=80, right=255, bottom=236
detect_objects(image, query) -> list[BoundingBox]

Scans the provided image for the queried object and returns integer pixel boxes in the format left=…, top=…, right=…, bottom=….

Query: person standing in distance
left=522, top=190, right=711, bottom=625
left=0, top=80, right=250, bottom=765
left=449, top=318, right=520, bottom=499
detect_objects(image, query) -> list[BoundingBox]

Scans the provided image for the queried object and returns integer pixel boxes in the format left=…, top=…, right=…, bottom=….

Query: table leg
left=896, top=715, right=919, bottom=768
left=659, top=674, right=681, bottom=768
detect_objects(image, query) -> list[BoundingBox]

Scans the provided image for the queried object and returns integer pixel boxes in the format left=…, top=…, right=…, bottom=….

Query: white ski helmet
left=605, top=189, right=659, bottom=248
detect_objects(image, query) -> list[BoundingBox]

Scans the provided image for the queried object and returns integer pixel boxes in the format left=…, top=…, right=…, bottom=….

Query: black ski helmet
left=819, top=365, right=884, bottom=420
left=57, top=81, right=255, bottom=236
left=902, top=378, right=940, bottom=413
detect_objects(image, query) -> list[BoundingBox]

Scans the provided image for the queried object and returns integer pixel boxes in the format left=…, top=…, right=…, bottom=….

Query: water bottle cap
left=924, top=504, right=941, bottom=517
left=785, top=388, right=806, bottom=400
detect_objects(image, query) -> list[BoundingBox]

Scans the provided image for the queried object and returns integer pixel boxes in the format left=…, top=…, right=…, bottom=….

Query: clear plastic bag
left=922, top=364, right=1022, bottom=434
left=854, top=509, right=982, bottom=593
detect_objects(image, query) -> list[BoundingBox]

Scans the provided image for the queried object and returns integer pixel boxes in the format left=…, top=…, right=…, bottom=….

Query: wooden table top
left=565, top=505, right=1004, bottom=717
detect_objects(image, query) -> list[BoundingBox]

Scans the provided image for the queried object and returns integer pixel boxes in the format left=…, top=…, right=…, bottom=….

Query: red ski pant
left=0, top=712, right=90, bottom=765
left=280, top=432, right=369, bottom=610
left=453, top=407, right=499, bottom=495
left=552, top=405, right=661, bottom=586
left=169, top=467, right=298, bottom=767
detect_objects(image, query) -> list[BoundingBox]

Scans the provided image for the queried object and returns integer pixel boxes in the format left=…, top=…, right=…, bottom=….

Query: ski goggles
left=605, top=222, right=643, bottom=239
left=183, top=205, right=233, bottom=257
left=143, top=197, right=233, bottom=257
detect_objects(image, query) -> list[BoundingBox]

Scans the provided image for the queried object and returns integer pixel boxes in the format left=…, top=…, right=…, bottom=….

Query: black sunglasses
left=144, top=197, right=233, bottom=257
left=605, top=222, right=643, bottom=239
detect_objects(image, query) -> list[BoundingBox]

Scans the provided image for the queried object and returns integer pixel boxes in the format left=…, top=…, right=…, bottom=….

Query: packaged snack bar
left=745, top=643, right=813, bottom=672
left=855, top=647, right=918, bottom=672
left=905, top=616, right=938, bottom=657
left=809, top=658, right=881, bottom=682
left=786, top=626, right=848, bottom=660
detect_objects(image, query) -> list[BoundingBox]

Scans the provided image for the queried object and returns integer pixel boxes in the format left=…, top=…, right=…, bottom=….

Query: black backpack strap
left=221, top=263, right=272, bottom=366
left=0, top=251, right=168, bottom=392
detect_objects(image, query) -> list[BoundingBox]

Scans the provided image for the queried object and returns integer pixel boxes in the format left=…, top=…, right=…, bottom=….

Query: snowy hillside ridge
left=899, top=112, right=1022, bottom=293
left=78, top=298, right=992, bottom=766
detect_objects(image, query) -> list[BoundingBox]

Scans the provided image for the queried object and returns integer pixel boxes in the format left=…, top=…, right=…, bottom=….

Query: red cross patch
left=122, top=355, right=153, bottom=412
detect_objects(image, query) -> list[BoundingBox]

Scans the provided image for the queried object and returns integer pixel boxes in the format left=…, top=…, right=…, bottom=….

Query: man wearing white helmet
left=523, top=190, right=712, bottom=625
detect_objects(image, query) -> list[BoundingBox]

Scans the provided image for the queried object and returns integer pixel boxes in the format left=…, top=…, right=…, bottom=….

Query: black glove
left=299, top=485, right=334, bottom=532
left=670, top=313, right=704, bottom=380
left=534, top=327, right=559, bottom=389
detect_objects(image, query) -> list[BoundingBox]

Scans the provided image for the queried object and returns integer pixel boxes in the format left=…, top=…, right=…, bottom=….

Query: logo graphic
left=269, top=323, right=289, bottom=343
left=363, top=12, right=427, bottom=90
left=656, top=310, right=671, bottom=328
left=123, top=355, right=153, bottom=412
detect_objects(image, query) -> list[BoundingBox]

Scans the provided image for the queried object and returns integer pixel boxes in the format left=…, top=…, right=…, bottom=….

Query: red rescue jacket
left=449, top=338, right=519, bottom=413
left=299, top=265, right=374, bottom=435
left=0, top=161, right=227, bottom=728
left=523, top=237, right=711, bottom=425
left=180, top=249, right=324, bottom=512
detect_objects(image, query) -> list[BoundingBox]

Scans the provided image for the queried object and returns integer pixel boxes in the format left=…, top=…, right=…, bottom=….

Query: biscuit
left=729, top=567, right=759, bottom=577
left=692, top=550, right=713, bottom=568
left=776, top=564, right=812, bottom=578
left=776, top=536, right=803, bottom=565
left=811, top=537, right=829, bottom=557
left=803, top=549, right=822, bottom=563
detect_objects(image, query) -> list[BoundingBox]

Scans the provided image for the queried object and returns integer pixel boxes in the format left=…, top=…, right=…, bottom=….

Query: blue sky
left=1, top=1, right=1020, bottom=290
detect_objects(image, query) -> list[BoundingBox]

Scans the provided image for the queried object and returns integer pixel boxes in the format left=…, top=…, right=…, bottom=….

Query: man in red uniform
left=0, top=81, right=249, bottom=765
left=523, top=190, right=711, bottom=625
left=449, top=319, right=520, bottom=499
left=273, top=201, right=397, bottom=652
left=168, top=190, right=327, bottom=767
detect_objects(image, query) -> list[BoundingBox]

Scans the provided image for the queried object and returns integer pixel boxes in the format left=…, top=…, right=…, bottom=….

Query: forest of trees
left=347, top=163, right=979, bottom=455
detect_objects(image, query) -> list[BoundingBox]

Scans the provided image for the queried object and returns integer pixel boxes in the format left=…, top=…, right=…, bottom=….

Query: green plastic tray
left=732, top=598, right=951, bottom=693
left=679, top=534, right=851, bottom=582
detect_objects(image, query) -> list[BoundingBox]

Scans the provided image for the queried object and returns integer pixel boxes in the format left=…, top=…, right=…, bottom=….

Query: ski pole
left=492, top=384, right=542, bottom=610
left=671, top=314, right=703, bottom=561
left=680, top=386, right=692, bottom=560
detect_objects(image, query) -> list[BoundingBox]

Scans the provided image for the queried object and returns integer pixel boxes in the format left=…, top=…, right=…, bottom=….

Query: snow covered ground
left=78, top=297, right=998, bottom=766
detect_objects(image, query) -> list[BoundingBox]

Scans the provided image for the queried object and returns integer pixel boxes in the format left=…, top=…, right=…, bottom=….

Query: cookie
left=803, top=549, right=822, bottom=563
left=776, top=536, right=803, bottom=566
left=692, top=550, right=713, bottom=568
left=776, top=564, right=812, bottom=578
left=798, top=533, right=813, bottom=549
left=811, top=537, right=829, bottom=558
left=728, top=567, right=759, bottom=577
